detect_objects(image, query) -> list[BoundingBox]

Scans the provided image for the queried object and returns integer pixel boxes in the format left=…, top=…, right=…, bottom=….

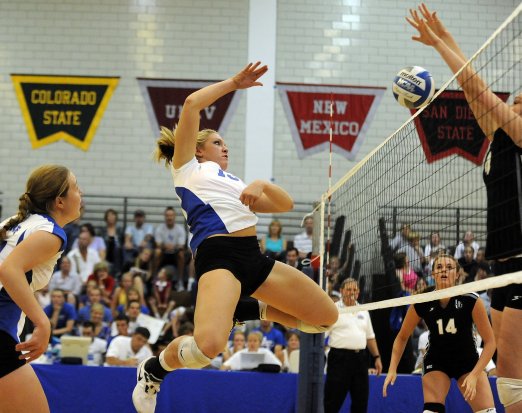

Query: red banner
left=138, top=79, right=242, bottom=135
left=413, top=89, right=510, bottom=165
left=277, top=83, right=385, bottom=159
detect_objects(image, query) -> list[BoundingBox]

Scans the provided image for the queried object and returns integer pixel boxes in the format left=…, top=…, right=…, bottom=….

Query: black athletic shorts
left=0, top=330, right=25, bottom=378
left=423, top=352, right=478, bottom=380
left=491, top=258, right=522, bottom=311
left=194, top=236, right=275, bottom=296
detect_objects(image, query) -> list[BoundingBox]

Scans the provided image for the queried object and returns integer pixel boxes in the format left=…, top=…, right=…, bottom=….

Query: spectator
left=398, top=231, right=425, bottom=275
left=111, top=300, right=142, bottom=336
left=49, top=256, right=82, bottom=306
left=110, top=314, right=130, bottom=343
left=81, top=321, right=108, bottom=366
left=294, top=215, right=314, bottom=258
left=67, top=230, right=101, bottom=283
left=89, top=303, right=112, bottom=342
left=278, top=330, right=300, bottom=372
left=394, top=252, right=419, bottom=294
left=222, top=330, right=247, bottom=363
left=44, top=289, right=77, bottom=338
left=77, top=286, right=112, bottom=324
left=423, top=231, right=446, bottom=259
left=390, top=223, right=411, bottom=252
left=154, top=206, right=189, bottom=289
left=327, top=255, right=347, bottom=294
left=87, top=261, right=116, bottom=306
left=115, top=287, right=149, bottom=317
left=125, top=247, right=154, bottom=294
left=105, top=327, right=153, bottom=367
left=99, top=208, right=124, bottom=275
left=112, top=272, right=139, bottom=317
left=71, top=223, right=107, bottom=261
left=254, top=320, right=286, bottom=354
left=123, top=209, right=154, bottom=265
left=324, top=278, right=382, bottom=413
left=260, top=219, right=287, bottom=260
left=454, top=230, right=480, bottom=260
left=284, top=247, right=303, bottom=270
left=458, top=245, right=478, bottom=283
left=221, top=331, right=281, bottom=371
left=472, top=262, right=494, bottom=318
left=148, top=266, right=176, bottom=320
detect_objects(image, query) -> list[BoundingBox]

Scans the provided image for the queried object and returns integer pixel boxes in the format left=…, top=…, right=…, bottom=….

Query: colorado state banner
left=11, top=74, right=119, bottom=150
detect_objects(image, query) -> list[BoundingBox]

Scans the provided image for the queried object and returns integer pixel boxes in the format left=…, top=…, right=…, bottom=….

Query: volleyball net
left=318, top=4, right=522, bottom=309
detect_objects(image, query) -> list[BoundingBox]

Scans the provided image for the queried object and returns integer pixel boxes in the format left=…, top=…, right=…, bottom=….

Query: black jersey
left=414, top=293, right=479, bottom=362
left=483, top=128, right=522, bottom=260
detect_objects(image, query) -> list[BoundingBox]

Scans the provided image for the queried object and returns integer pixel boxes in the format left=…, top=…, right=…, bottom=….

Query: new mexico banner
left=413, top=89, right=510, bottom=165
left=11, top=74, right=119, bottom=150
left=138, top=79, right=242, bottom=135
left=277, top=83, right=385, bottom=159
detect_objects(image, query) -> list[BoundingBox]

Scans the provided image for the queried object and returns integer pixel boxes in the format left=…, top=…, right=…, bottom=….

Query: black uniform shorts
left=491, top=258, right=522, bottom=311
left=0, top=330, right=25, bottom=378
left=195, top=236, right=275, bottom=296
left=423, top=351, right=478, bottom=380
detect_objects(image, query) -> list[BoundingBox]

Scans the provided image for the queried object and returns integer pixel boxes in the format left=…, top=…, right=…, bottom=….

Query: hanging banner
left=413, top=89, right=510, bottom=165
left=138, top=79, right=242, bottom=135
left=11, top=74, right=119, bottom=150
left=277, top=83, right=385, bottom=159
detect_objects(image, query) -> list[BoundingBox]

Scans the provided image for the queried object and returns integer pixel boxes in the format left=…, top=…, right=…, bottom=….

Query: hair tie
left=24, top=192, right=34, bottom=203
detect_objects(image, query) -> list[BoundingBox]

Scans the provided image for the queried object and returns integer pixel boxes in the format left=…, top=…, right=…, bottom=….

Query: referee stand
left=296, top=209, right=326, bottom=413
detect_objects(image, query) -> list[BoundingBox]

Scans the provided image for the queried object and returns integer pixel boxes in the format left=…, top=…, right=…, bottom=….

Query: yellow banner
left=11, top=74, right=119, bottom=150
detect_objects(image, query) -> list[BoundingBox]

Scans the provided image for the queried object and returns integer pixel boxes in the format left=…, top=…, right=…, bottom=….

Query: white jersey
left=0, top=213, right=67, bottom=341
left=172, top=158, right=258, bottom=252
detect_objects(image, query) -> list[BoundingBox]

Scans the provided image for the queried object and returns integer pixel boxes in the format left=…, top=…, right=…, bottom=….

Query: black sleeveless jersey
left=483, top=128, right=522, bottom=260
left=414, top=293, right=478, bottom=362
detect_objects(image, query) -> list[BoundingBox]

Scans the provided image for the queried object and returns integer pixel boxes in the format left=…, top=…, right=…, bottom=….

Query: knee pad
left=496, top=377, right=522, bottom=407
left=177, top=336, right=211, bottom=369
left=296, top=320, right=330, bottom=334
left=475, top=409, right=497, bottom=413
left=423, top=402, right=445, bottom=413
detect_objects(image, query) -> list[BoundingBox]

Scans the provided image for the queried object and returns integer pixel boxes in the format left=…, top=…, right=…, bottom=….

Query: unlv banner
left=11, top=74, right=119, bottom=150
left=413, top=89, right=510, bottom=165
left=277, top=83, right=385, bottom=159
left=138, top=79, right=242, bottom=135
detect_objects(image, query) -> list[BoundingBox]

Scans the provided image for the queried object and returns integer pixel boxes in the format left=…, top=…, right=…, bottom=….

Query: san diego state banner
left=277, top=83, right=385, bottom=159
left=138, top=79, right=242, bottom=135
left=413, top=89, right=510, bottom=165
left=11, top=74, right=119, bottom=150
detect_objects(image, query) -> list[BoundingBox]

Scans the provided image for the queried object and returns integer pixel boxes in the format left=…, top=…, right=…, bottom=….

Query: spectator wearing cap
left=123, top=209, right=155, bottom=265
left=105, top=326, right=153, bottom=367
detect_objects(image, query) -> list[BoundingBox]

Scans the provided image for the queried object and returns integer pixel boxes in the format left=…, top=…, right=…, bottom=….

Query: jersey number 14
left=436, top=318, right=457, bottom=335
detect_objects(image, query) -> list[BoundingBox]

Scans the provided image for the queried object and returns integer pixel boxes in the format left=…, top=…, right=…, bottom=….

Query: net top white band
left=340, top=271, right=522, bottom=313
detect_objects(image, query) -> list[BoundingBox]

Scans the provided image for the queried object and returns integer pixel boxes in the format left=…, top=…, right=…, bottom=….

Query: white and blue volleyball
left=392, top=66, right=435, bottom=109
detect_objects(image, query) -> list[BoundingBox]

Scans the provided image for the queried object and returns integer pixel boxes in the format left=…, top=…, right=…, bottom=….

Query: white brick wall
left=0, top=0, right=518, bottom=221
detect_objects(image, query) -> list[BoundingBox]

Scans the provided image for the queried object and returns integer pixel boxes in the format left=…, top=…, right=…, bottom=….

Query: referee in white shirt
left=324, top=278, right=382, bottom=413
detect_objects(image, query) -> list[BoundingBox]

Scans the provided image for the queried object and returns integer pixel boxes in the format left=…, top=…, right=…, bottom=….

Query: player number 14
left=436, top=318, right=457, bottom=335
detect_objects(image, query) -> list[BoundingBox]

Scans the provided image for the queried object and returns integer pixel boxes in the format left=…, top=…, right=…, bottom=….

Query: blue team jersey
left=0, top=214, right=67, bottom=342
left=172, top=158, right=258, bottom=252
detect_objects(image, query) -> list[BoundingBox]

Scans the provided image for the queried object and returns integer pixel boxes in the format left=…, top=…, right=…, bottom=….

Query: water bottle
left=52, top=344, right=61, bottom=364
left=45, top=344, right=53, bottom=364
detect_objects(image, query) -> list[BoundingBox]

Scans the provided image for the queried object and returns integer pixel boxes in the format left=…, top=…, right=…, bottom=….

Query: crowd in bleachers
left=30, top=206, right=318, bottom=371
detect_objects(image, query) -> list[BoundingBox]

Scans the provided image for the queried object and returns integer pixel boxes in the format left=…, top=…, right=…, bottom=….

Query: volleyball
left=392, top=66, right=435, bottom=109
